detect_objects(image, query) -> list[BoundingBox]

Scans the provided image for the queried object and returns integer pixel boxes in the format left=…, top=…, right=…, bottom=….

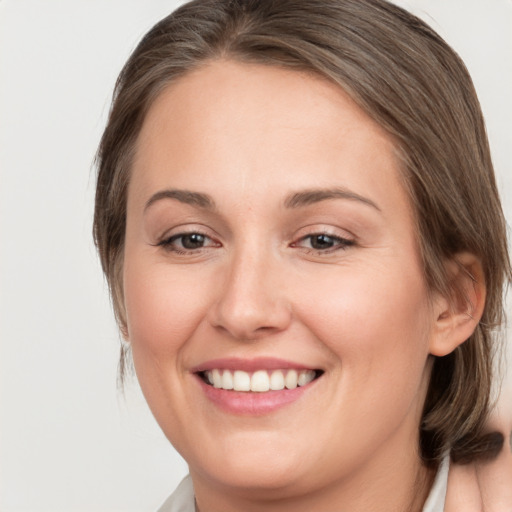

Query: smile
left=201, top=368, right=320, bottom=392
left=193, top=358, right=324, bottom=414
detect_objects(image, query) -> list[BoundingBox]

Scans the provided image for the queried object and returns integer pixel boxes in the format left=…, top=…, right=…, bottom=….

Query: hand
left=446, top=352, right=512, bottom=512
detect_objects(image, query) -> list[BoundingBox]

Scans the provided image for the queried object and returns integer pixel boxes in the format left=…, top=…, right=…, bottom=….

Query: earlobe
left=429, top=253, right=486, bottom=357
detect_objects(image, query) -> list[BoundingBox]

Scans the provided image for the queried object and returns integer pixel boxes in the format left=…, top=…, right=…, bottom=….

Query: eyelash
left=157, top=230, right=355, bottom=256
left=157, top=231, right=219, bottom=255
left=292, top=233, right=355, bottom=254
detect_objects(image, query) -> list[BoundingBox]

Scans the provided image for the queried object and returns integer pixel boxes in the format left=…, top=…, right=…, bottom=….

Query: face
left=124, top=60, right=437, bottom=497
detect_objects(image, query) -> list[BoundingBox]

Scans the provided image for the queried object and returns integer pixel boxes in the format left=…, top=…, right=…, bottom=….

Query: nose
left=208, top=246, right=292, bottom=341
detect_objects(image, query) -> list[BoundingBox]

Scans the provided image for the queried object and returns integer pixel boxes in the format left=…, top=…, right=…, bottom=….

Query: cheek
left=121, top=255, right=213, bottom=440
left=294, top=259, right=432, bottom=378
left=123, top=257, right=210, bottom=359
left=282, top=259, right=434, bottom=467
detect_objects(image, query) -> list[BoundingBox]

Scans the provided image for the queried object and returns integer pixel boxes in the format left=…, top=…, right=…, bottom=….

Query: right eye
left=158, top=231, right=220, bottom=254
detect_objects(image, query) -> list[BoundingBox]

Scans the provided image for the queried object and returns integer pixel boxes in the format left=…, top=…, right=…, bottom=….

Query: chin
left=187, top=431, right=314, bottom=493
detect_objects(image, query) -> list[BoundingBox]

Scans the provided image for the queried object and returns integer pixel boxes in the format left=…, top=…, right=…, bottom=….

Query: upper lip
left=191, top=357, right=319, bottom=373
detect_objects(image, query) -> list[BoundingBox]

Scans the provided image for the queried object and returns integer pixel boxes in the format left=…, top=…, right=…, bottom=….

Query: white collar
left=422, top=455, right=449, bottom=512
left=157, top=475, right=195, bottom=512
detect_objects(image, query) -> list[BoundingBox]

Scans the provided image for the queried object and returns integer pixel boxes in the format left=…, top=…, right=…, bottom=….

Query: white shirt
left=157, top=457, right=449, bottom=512
left=422, top=455, right=449, bottom=512
left=157, top=475, right=195, bottom=512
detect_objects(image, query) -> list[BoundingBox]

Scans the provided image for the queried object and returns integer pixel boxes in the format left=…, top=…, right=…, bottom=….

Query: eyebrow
left=144, top=186, right=380, bottom=213
left=284, top=187, right=381, bottom=211
left=144, top=189, right=216, bottom=212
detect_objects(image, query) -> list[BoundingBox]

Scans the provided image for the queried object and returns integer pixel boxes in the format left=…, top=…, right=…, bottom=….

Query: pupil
left=182, top=233, right=205, bottom=249
left=311, top=234, right=334, bottom=249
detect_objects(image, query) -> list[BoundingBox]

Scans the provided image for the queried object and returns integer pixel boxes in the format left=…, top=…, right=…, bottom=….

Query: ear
left=429, top=252, right=486, bottom=357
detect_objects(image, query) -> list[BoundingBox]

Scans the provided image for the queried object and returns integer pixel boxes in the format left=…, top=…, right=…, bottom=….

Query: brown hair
left=94, top=0, right=511, bottom=465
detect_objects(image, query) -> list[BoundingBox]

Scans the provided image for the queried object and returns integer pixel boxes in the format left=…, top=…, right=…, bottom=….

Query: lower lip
left=195, top=375, right=318, bottom=415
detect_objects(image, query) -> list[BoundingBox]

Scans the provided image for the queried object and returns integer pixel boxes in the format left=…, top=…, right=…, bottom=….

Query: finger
left=477, top=430, right=512, bottom=512
left=445, top=462, right=483, bottom=512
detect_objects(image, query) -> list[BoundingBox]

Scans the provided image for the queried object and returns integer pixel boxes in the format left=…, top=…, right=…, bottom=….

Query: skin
left=123, top=60, right=484, bottom=512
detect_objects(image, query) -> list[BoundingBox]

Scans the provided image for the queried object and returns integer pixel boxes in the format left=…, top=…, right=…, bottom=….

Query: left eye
left=295, top=233, right=354, bottom=251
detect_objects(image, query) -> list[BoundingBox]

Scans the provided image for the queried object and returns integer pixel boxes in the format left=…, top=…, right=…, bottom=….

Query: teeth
left=285, top=369, right=298, bottom=389
left=298, top=370, right=315, bottom=387
left=204, top=369, right=317, bottom=392
left=233, top=370, right=251, bottom=391
left=212, top=369, right=222, bottom=388
left=251, top=370, right=270, bottom=392
left=221, top=369, right=234, bottom=390
left=269, top=370, right=285, bottom=390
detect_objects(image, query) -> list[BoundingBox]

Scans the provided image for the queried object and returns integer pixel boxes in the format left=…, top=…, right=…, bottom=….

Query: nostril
left=207, top=269, right=292, bottom=341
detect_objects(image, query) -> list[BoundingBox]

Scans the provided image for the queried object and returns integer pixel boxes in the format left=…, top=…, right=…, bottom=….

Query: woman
left=94, top=0, right=511, bottom=510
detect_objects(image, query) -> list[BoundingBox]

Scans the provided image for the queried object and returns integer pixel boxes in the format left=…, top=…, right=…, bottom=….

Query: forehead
left=135, top=59, right=393, bottom=158
left=130, top=59, right=411, bottom=221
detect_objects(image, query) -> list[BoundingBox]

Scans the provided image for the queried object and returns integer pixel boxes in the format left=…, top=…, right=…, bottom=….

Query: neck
left=192, top=453, right=437, bottom=512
